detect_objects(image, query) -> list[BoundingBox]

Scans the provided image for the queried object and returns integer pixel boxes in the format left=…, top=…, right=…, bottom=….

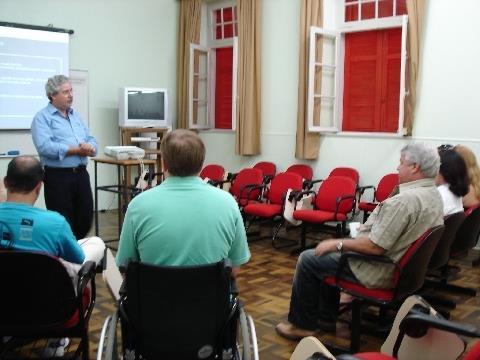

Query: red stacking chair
left=322, top=225, right=445, bottom=353
left=228, top=168, right=264, bottom=208
left=329, top=167, right=360, bottom=186
left=199, top=164, right=226, bottom=187
left=253, top=161, right=276, bottom=184
left=286, top=164, right=314, bottom=189
left=243, top=172, right=303, bottom=248
left=292, top=176, right=357, bottom=252
left=358, top=173, right=399, bottom=222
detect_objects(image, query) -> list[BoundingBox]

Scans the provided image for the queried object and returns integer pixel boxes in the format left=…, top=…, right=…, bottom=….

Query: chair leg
left=82, top=330, right=90, bottom=360
left=363, top=212, right=368, bottom=224
left=350, top=300, right=361, bottom=353
left=290, top=223, right=308, bottom=255
left=272, top=220, right=297, bottom=249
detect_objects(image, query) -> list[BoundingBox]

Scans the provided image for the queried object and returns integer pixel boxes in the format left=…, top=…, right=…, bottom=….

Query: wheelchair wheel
left=237, top=307, right=259, bottom=360
left=97, top=311, right=120, bottom=360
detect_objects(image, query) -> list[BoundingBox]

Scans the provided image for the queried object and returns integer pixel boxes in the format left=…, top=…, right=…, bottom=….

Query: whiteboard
left=0, top=69, right=89, bottom=157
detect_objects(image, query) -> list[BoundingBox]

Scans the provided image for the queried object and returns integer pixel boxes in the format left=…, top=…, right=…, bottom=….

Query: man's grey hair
left=45, top=75, right=70, bottom=101
left=401, top=143, right=440, bottom=178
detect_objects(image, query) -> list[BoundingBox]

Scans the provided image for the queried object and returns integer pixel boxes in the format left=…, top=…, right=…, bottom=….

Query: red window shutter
left=343, top=28, right=401, bottom=132
left=215, top=47, right=233, bottom=129
left=343, top=31, right=381, bottom=132
left=382, top=28, right=401, bottom=132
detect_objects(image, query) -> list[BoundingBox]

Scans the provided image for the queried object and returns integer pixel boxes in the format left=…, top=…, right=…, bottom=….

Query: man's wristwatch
left=336, top=241, right=343, bottom=252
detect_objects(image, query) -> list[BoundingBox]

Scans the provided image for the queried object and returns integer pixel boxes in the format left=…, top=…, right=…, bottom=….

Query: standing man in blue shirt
left=31, top=75, right=97, bottom=239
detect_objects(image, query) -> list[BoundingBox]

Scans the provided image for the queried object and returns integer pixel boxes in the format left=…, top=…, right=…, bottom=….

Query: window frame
left=307, top=14, right=408, bottom=136
left=188, top=38, right=238, bottom=131
left=343, top=0, right=405, bottom=24
left=207, top=0, right=238, bottom=47
left=188, top=44, right=211, bottom=130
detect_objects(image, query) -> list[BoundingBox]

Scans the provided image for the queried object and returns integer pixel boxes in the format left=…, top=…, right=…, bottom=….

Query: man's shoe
left=275, top=321, right=317, bottom=340
left=42, top=337, right=70, bottom=358
left=317, top=317, right=336, bottom=332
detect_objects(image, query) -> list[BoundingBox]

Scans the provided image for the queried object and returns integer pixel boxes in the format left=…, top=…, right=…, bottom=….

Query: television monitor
left=119, top=87, right=169, bottom=128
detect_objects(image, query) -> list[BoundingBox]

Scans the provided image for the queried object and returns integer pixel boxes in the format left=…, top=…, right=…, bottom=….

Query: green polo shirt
left=116, top=176, right=250, bottom=267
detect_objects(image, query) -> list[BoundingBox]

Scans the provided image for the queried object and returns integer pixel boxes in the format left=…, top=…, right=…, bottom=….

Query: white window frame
left=188, top=38, right=238, bottom=131
left=307, top=27, right=341, bottom=133
left=207, top=0, right=238, bottom=47
left=307, top=15, right=408, bottom=135
left=343, top=0, right=404, bottom=25
left=188, top=44, right=211, bottom=130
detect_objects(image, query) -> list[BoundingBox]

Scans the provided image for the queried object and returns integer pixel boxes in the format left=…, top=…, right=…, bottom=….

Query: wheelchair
left=97, top=260, right=258, bottom=360
left=0, top=250, right=97, bottom=360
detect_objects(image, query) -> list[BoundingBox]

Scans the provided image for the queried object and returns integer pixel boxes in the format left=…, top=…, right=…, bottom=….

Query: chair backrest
left=375, top=173, right=399, bottom=202
left=428, top=212, right=465, bottom=270
left=328, top=167, right=360, bottom=186
left=268, top=172, right=304, bottom=205
left=123, top=260, right=236, bottom=360
left=229, top=168, right=264, bottom=201
left=315, top=176, right=356, bottom=214
left=286, top=164, right=314, bottom=181
left=199, top=164, right=225, bottom=182
left=253, top=161, right=276, bottom=178
left=451, top=205, right=480, bottom=254
left=394, top=225, right=445, bottom=299
left=0, top=251, right=77, bottom=334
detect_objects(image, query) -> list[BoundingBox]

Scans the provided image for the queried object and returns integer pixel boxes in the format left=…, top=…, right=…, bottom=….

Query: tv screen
left=128, top=91, right=164, bottom=120
left=119, top=87, right=169, bottom=128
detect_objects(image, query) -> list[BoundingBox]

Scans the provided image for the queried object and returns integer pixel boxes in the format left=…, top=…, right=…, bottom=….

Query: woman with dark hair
left=436, top=149, right=470, bottom=215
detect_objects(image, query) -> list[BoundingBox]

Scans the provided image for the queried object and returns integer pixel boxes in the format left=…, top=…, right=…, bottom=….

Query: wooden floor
left=85, top=211, right=480, bottom=359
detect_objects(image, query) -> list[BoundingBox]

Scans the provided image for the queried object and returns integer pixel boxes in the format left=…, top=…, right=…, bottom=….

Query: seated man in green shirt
left=116, top=129, right=250, bottom=274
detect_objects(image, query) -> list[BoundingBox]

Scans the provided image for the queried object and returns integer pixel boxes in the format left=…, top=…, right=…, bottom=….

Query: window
left=307, top=0, right=408, bottom=134
left=188, top=1, right=238, bottom=131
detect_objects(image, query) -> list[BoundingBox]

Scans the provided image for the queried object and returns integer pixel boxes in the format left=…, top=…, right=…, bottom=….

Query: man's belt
left=44, top=165, right=87, bottom=173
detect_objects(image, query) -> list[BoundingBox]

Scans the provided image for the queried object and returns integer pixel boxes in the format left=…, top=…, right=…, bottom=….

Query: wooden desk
left=93, top=157, right=156, bottom=241
left=120, top=127, right=169, bottom=172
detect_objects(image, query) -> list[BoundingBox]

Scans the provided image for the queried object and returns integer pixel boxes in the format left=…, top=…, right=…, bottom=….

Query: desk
left=121, top=127, right=169, bottom=172
left=93, top=157, right=156, bottom=241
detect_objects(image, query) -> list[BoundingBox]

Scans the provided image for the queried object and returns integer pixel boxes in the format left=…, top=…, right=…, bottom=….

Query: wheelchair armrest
left=77, top=260, right=96, bottom=294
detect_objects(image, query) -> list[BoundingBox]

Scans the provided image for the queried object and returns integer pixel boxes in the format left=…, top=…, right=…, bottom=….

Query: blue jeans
left=288, top=249, right=357, bottom=330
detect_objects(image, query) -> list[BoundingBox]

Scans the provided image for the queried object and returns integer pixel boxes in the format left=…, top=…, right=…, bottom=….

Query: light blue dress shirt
left=31, top=103, right=97, bottom=167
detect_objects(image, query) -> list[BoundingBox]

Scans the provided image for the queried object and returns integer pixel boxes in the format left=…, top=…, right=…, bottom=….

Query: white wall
left=200, top=0, right=480, bottom=188
left=0, top=0, right=179, bottom=209
left=2, top=0, right=480, bottom=209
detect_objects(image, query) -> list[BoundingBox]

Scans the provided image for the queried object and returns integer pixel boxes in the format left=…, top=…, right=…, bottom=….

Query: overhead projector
left=104, top=146, right=145, bottom=160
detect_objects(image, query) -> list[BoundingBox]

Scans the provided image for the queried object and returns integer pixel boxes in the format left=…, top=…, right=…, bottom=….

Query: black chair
left=0, top=251, right=96, bottom=360
left=323, top=225, right=445, bottom=353
left=421, top=212, right=466, bottom=312
left=97, top=260, right=258, bottom=360
left=434, top=206, right=480, bottom=297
